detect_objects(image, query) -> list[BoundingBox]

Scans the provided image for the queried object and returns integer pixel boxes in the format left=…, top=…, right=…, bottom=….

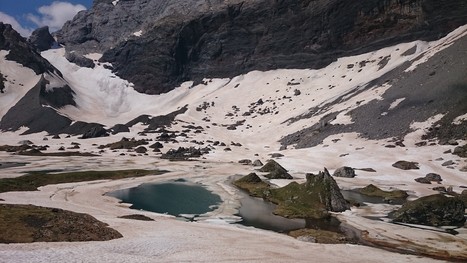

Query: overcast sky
left=0, top=0, right=93, bottom=37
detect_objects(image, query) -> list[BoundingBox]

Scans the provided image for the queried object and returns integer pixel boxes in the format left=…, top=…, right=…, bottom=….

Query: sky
left=0, top=0, right=93, bottom=37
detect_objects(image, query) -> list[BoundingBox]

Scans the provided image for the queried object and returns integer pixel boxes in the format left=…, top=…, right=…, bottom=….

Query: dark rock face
left=0, top=23, right=57, bottom=75
left=57, top=0, right=467, bottom=94
left=305, top=169, right=350, bottom=213
left=259, top=160, right=292, bottom=179
left=28, top=26, right=55, bottom=52
left=39, top=81, right=76, bottom=109
left=0, top=76, right=72, bottom=134
left=65, top=52, right=95, bottom=68
left=391, top=194, right=466, bottom=227
left=332, top=167, right=356, bottom=178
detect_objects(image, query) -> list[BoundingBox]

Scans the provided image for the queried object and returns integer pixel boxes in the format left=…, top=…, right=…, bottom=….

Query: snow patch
left=453, top=113, right=467, bottom=125
left=388, top=98, right=405, bottom=110
left=133, top=30, right=143, bottom=37
left=83, top=53, right=103, bottom=61
left=112, top=0, right=119, bottom=6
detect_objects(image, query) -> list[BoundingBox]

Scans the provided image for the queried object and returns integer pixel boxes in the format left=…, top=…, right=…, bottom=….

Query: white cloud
left=27, top=1, right=86, bottom=33
left=0, top=12, right=33, bottom=37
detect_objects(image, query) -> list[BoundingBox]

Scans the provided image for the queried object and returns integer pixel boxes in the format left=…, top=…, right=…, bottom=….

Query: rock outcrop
left=267, top=168, right=349, bottom=218
left=259, top=160, right=292, bottom=179
left=0, top=23, right=57, bottom=75
left=332, top=167, right=356, bottom=178
left=28, top=26, right=55, bottom=52
left=65, top=52, right=95, bottom=68
left=57, top=0, right=467, bottom=94
left=391, top=194, right=466, bottom=227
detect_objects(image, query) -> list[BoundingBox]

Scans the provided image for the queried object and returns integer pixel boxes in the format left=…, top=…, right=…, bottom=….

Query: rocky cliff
left=57, top=0, right=467, bottom=94
left=0, top=23, right=57, bottom=75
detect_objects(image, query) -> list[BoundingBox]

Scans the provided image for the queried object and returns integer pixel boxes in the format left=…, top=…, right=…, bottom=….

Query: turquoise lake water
left=109, top=181, right=222, bottom=217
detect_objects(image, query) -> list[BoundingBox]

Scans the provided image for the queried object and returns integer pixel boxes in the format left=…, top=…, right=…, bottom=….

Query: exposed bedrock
left=0, top=23, right=58, bottom=75
left=28, top=26, right=55, bottom=52
left=280, top=34, right=467, bottom=148
left=57, top=0, right=467, bottom=94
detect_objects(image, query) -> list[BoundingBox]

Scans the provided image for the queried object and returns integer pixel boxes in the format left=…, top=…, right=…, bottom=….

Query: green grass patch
left=0, top=169, right=166, bottom=193
left=267, top=182, right=329, bottom=219
left=232, top=173, right=270, bottom=197
left=357, top=184, right=408, bottom=199
left=0, top=204, right=122, bottom=243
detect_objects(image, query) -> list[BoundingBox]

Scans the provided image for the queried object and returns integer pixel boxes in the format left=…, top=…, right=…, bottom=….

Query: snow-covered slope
left=0, top=51, right=40, bottom=119
left=37, top=25, right=467, bottom=148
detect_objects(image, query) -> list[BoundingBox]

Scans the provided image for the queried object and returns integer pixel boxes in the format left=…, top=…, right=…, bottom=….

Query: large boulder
left=65, top=52, right=95, bottom=68
left=392, top=161, right=419, bottom=170
left=28, top=26, right=55, bottom=51
left=332, top=166, right=356, bottom=178
left=391, top=194, right=466, bottom=227
left=259, top=160, right=292, bottom=179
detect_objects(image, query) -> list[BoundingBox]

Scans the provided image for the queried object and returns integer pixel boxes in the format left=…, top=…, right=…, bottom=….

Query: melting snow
left=133, top=30, right=143, bottom=37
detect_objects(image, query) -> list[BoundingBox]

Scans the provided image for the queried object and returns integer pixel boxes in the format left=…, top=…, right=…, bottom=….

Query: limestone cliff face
left=0, top=23, right=57, bottom=75
left=57, top=0, right=467, bottom=94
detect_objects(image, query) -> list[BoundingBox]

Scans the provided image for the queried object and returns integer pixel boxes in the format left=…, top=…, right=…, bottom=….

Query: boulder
left=149, top=142, right=163, bottom=149
left=235, top=173, right=263, bottom=184
left=332, top=166, right=356, bottom=178
left=392, top=161, right=419, bottom=170
left=65, top=52, right=95, bottom=68
left=238, top=159, right=252, bottom=165
left=233, top=173, right=269, bottom=197
left=391, top=194, right=466, bottom=227
left=270, top=153, right=284, bottom=158
left=81, top=126, right=108, bottom=139
left=111, top=124, right=130, bottom=134
left=252, top=159, right=263, bottom=167
left=453, top=145, right=467, bottom=158
left=17, top=140, right=33, bottom=145
left=259, top=160, right=292, bottom=179
left=135, top=146, right=147, bottom=154
left=414, top=177, right=431, bottom=184
left=425, top=173, right=442, bottom=182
